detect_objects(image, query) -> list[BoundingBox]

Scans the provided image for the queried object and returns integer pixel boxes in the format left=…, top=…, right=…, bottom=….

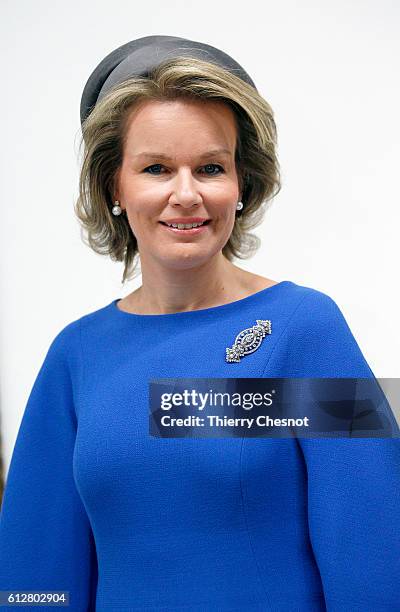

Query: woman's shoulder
left=255, top=278, right=344, bottom=316
left=277, top=280, right=349, bottom=329
left=44, top=299, right=116, bottom=358
left=285, top=280, right=343, bottom=310
left=265, top=281, right=373, bottom=377
left=250, top=280, right=352, bottom=346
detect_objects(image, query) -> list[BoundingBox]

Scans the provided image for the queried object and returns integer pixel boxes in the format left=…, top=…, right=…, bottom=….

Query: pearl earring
left=112, top=201, right=122, bottom=216
left=236, top=201, right=244, bottom=211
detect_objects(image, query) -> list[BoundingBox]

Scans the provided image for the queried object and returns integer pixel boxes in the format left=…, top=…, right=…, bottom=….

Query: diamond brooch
left=225, top=319, right=272, bottom=363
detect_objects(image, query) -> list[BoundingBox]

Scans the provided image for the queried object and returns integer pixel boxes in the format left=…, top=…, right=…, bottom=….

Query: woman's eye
left=202, top=163, right=224, bottom=175
left=143, top=163, right=224, bottom=175
left=144, top=164, right=164, bottom=175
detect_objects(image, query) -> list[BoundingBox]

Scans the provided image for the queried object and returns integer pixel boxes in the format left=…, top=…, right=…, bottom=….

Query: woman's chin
left=155, top=246, right=219, bottom=269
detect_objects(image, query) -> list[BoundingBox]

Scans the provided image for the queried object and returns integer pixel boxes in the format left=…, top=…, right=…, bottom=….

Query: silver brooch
left=225, top=319, right=272, bottom=363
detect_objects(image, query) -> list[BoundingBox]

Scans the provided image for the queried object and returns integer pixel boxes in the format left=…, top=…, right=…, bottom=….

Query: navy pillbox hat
left=80, top=34, right=257, bottom=127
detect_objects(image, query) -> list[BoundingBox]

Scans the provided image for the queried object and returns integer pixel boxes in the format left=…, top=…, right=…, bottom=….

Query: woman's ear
left=112, top=169, right=121, bottom=203
left=237, top=175, right=243, bottom=203
left=237, top=167, right=248, bottom=202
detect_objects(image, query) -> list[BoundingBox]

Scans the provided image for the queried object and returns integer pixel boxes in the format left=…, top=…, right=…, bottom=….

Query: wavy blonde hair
left=75, top=56, right=281, bottom=284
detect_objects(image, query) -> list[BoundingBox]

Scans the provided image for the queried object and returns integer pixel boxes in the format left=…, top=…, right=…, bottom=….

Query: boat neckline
left=109, top=280, right=294, bottom=319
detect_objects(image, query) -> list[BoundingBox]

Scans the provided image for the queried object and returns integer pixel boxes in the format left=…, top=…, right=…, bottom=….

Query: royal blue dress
left=0, top=280, right=399, bottom=611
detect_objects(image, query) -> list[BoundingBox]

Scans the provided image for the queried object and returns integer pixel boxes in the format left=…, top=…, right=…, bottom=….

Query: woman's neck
left=119, top=256, right=275, bottom=315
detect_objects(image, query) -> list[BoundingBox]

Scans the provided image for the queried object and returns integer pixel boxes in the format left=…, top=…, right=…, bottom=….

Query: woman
left=0, top=35, right=399, bottom=611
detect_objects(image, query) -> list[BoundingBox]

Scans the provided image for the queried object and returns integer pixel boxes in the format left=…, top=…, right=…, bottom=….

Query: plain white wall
left=1, top=0, right=399, bottom=474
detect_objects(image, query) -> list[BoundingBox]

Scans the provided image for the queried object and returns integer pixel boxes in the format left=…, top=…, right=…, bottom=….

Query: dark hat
left=80, top=35, right=257, bottom=127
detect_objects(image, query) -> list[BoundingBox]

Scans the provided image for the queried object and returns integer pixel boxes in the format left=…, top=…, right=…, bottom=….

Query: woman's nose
left=169, top=168, right=202, bottom=207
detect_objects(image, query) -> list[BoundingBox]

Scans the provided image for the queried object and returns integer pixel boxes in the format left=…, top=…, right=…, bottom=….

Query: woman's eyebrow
left=132, top=148, right=232, bottom=160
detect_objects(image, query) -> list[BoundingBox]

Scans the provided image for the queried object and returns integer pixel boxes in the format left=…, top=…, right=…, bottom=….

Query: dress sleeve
left=0, top=321, right=98, bottom=611
left=285, top=291, right=400, bottom=611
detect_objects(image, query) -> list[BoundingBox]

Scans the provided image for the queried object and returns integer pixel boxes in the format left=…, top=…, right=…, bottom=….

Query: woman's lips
left=159, top=221, right=211, bottom=235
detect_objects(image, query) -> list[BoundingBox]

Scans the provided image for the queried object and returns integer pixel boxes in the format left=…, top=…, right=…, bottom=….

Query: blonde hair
left=75, top=56, right=281, bottom=284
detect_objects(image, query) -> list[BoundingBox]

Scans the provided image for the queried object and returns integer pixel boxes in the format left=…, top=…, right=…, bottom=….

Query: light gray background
left=1, top=0, right=399, bottom=472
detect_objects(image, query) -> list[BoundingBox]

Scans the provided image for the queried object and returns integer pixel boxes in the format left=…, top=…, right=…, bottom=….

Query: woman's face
left=114, top=97, right=241, bottom=271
